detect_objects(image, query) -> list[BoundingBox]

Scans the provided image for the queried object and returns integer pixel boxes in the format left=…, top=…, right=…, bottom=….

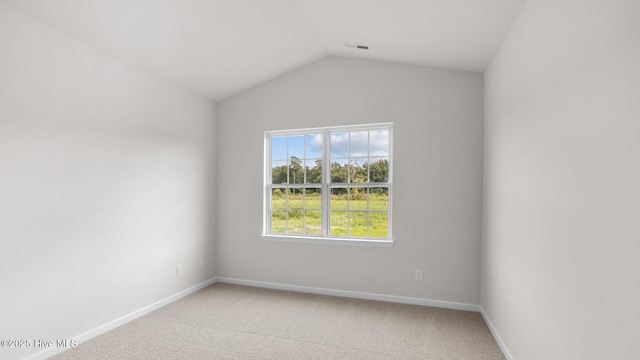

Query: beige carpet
left=52, top=283, right=505, bottom=359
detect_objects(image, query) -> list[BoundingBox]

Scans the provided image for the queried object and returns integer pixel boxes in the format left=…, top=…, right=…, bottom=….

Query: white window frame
left=261, top=123, right=393, bottom=247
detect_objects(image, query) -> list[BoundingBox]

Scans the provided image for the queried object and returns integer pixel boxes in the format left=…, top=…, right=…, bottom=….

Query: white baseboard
left=214, top=276, right=481, bottom=312
left=24, top=277, right=217, bottom=360
left=479, top=306, right=514, bottom=360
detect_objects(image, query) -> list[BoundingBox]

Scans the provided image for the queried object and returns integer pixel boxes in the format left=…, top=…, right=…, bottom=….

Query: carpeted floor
left=52, top=283, right=505, bottom=359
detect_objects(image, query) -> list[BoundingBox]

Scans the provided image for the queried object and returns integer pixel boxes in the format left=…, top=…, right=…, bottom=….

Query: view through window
left=264, top=123, right=392, bottom=243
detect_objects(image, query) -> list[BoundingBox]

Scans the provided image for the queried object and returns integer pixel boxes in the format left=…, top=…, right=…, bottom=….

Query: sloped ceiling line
left=0, top=0, right=526, bottom=100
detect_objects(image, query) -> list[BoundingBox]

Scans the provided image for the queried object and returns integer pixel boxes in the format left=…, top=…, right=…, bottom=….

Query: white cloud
left=306, top=134, right=323, bottom=158
left=369, top=130, right=390, bottom=157
left=330, top=130, right=389, bottom=158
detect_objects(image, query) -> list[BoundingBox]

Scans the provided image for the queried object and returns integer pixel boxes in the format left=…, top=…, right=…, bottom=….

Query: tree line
left=272, top=157, right=389, bottom=196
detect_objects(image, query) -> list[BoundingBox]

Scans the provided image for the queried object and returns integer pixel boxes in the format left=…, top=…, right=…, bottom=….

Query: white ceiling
left=0, top=0, right=526, bottom=101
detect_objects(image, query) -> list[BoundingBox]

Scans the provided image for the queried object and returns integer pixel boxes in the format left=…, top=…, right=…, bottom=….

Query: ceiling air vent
left=343, top=42, right=370, bottom=50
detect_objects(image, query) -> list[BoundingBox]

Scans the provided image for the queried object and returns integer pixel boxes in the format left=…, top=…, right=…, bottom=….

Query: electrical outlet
left=176, top=265, right=183, bottom=276
left=415, top=269, right=423, bottom=281
left=198, top=258, right=203, bottom=268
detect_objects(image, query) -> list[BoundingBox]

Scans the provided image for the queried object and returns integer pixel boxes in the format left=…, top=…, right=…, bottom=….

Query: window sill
left=261, top=234, right=394, bottom=247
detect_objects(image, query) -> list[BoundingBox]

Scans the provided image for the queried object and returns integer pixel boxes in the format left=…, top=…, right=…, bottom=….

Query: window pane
left=330, top=190, right=348, bottom=211
left=369, top=158, right=389, bottom=182
left=331, top=159, right=348, bottom=183
left=330, top=132, right=348, bottom=158
left=370, top=188, right=389, bottom=211
left=305, top=159, right=322, bottom=183
left=289, top=190, right=303, bottom=209
left=349, top=187, right=368, bottom=210
left=289, top=158, right=303, bottom=184
left=330, top=212, right=348, bottom=236
left=288, top=210, right=304, bottom=234
left=370, top=212, right=389, bottom=238
left=271, top=210, right=287, bottom=233
left=350, top=212, right=369, bottom=237
left=370, top=129, right=390, bottom=157
left=271, top=137, right=288, bottom=160
left=350, top=158, right=368, bottom=183
left=271, top=188, right=287, bottom=209
left=349, top=131, right=369, bottom=157
left=306, top=134, right=323, bottom=158
left=305, top=211, right=322, bottom=235
left=288, top=135, right=305, bottom=159
left=272, top=161, right=288, bottom=184
left=305, top=188, right=322, bottom=210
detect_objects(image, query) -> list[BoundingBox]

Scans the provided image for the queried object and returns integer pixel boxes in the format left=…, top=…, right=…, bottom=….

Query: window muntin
left=265, top=123, right=392, bottom=244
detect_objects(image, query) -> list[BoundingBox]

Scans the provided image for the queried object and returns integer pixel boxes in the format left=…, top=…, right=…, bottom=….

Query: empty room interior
left=1, top=0, right=638, bottom=359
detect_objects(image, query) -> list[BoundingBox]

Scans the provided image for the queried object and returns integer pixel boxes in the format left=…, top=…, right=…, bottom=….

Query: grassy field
left=271, top=192, right=389, bottom=238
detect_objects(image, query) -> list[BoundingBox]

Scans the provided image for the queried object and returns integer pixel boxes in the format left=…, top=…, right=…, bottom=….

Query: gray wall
left=216, top=57, right=484, bottom=304
left=0, top=5, right=216, bottom=359
left=482, top=0, right=640, bottom=358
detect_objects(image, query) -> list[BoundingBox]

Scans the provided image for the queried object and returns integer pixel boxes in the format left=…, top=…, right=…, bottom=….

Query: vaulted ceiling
left=0, top=0, right=526, bottom=100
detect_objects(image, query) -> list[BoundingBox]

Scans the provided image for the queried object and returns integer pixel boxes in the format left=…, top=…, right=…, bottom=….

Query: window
left=263, top=123, right=392, bottom=246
